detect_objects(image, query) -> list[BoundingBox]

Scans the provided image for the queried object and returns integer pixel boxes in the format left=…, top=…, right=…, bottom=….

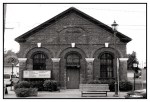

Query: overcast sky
left=4, top=4, right=146, bottom=67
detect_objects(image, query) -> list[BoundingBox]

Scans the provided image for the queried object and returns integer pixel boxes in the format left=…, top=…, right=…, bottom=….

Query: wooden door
left=66, top=67, right=80, bottom=89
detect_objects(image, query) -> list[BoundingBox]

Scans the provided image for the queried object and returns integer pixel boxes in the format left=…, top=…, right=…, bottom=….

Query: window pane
left=33, top=52, right=47, bottom=70
left=66, top=53, right=80, bottom=66
left=100, top=53, right=113, bottom=78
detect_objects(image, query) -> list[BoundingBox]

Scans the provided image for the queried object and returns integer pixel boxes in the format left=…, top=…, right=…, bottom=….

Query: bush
left=119, top=81, right=133, bottom=91
left=43, top=80, right=58, bottom=91
left=109, top=81, right=115, bottom=91
left=30, top=81, right=44, bottom=91
left=14, top=81, right=30, bottom=90
left=29, top=88, right=38, bottom=96
left=15, top=88, right=30, bottom=97
left=142, top=93, right=147, bottom=98
left=87, top=80, right=101, bottom=84
left=88, top=79, right=115, bottom=84
left=99, top=79, right=115, bottom=84
left=14, top=81, right=38, bottom=97
left=15, top=88, right=38, bottom=97
left=109, top=81, right=133, bottom=92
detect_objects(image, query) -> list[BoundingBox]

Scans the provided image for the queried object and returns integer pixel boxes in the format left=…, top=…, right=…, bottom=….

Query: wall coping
left=18, top=58, right=27, bottom=62
left=119, top=58, right=128, bottom=61
left=85, top=58, right=95, bottom=62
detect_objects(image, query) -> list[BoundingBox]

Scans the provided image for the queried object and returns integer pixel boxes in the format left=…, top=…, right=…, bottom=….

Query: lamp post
left=111, top=20, right=119, bottom=97
left=133, top=62, right=138, bottom=91
left=7, top=56, right=18, bottom=90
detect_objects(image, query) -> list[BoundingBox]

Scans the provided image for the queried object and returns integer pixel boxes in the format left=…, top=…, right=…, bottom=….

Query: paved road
left=4, top=87, right=127, bottom=99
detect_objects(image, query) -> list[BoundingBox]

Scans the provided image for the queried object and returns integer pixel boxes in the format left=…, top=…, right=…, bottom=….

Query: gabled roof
left=15, top=7, right=132, bottom=43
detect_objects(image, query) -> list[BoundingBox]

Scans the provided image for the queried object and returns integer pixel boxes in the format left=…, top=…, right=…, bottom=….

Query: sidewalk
left=4, top=87, right=127, bottom=99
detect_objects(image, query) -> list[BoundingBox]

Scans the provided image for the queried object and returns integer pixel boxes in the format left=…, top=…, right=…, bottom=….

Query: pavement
left=4, top=87, right=128, bottom=99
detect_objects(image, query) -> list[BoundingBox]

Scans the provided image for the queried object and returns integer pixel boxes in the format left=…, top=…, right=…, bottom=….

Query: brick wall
left=17, top=12, right=128, bottom=88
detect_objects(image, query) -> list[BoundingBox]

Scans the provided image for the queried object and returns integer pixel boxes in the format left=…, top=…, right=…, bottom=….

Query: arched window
left=66, top=52, right=81, bottom=67
left=32, top=52, right=47, bottom=70
left=100, top=53, right=114, bottom=78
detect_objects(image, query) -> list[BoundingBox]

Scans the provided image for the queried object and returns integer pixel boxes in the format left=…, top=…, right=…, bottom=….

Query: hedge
left=109, top=81, right=133, bottom=92
left=30, top=81, right=44, bottom=91
left=43, top=80, right=58, bottom=91
left=15, top=88, right=38, bottom=97
left=14, top=81, right=30, bottom=90
left=14, top=81, right=38, bottom=97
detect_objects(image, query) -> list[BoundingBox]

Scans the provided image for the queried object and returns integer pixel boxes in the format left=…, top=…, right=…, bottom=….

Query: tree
left=127, top=51, right=141, bottom=78
left=4, top=50, right=18, bottom=66
left=127, top=51, right=139, bottom=70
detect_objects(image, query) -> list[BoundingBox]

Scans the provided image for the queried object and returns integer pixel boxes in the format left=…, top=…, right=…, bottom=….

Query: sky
left=4, top=4, right=146, bottom=68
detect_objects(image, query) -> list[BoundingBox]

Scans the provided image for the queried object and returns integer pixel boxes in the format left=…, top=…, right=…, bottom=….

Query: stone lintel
left=18, top=58, right=27, bottom=62
left=119, top=58, right=128, bottom=61
left=51, top=58, right=60, bottom=62
left=85, top=58, right=95, bottom=62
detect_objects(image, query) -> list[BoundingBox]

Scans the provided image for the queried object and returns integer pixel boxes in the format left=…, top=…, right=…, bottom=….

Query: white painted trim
left=18, top=58, right=27, bottom=62
left=51, top=58, right=60, bottom=62
left=71, top=43, right=75, bottom=48
left=105, top=42, right=109, bottom=47
left=85, top=58, right=95, bottom=62
left=37, top=42, right=41, bottom=47
left=119, top=58, right=128, bottom=61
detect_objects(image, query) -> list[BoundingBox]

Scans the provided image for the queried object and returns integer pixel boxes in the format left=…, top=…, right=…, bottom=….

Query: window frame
left=32, top=52, right=47, bottom=70
left=99, top=53, right=114, bottom=78
left=66, top=52, right=81, bottom=67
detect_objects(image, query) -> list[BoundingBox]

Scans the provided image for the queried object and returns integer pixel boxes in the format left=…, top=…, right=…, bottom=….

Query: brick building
left=15, top=7, right=131, bottom=89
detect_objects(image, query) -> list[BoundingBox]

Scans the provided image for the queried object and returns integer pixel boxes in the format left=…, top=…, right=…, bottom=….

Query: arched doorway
left=59, top=47, right=87, bottom=89
left=65, top=52, right=81, bottom=89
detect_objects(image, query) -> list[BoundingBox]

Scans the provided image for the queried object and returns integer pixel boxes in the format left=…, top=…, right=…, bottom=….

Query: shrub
left=43, top=80, right=58, bottom=91
left=99, top=79, right=115, bottom=84
left=109, top=81, right=115, bottom=91
left=30, top=81, right=44, bottom=91
left=109, top=81, right=133, bottom=92
left=15, top=88, right=38, bottom=97
left=14, top=81, right=30, bottom=90
left=88, top=79, right=115, bottom=84
left=142, top=93, right=147, bottom=98
left=87, top=80, right=101, bottom=84
left=29, top=88, right=38, bottom=96
left=119, top=81, right=133, bottom=91
left=15, top=88, right=30, bottom=97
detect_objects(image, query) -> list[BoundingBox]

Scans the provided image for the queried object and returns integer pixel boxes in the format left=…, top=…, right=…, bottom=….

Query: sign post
left=6, top=56, right=18, bottom=90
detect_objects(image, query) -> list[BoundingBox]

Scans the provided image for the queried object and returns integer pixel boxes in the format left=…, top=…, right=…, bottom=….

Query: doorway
left=66, top=66, right=80, bottom=89
left=65, top=52, right=81, bottom=89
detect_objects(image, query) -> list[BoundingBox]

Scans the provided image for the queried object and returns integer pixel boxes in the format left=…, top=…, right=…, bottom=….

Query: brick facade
left=16, top=7, right=131, bottom=89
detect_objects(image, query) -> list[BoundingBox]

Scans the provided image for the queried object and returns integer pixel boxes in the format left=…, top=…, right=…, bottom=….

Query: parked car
left=125, top=89, right=146, bottom=99
left=4, top=74, right=19, bottom=86
left=4, top=74, right=12, bottom=87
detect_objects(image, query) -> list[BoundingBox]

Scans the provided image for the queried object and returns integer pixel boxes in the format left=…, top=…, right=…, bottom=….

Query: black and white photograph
left=3, top=3, right=147, bottom=99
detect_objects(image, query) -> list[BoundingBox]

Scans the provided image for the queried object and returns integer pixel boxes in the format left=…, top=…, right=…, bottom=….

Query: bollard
left=5, top=86, right=8, bottom=94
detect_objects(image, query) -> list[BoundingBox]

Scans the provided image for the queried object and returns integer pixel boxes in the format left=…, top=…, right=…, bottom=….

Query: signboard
left=141, top=69, right=146, bottom=81
left=127, top=72, right=134, bottom=78
left=23, top=70, right=51, bottom=78
left=6, top=55, right=19, bottom=65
